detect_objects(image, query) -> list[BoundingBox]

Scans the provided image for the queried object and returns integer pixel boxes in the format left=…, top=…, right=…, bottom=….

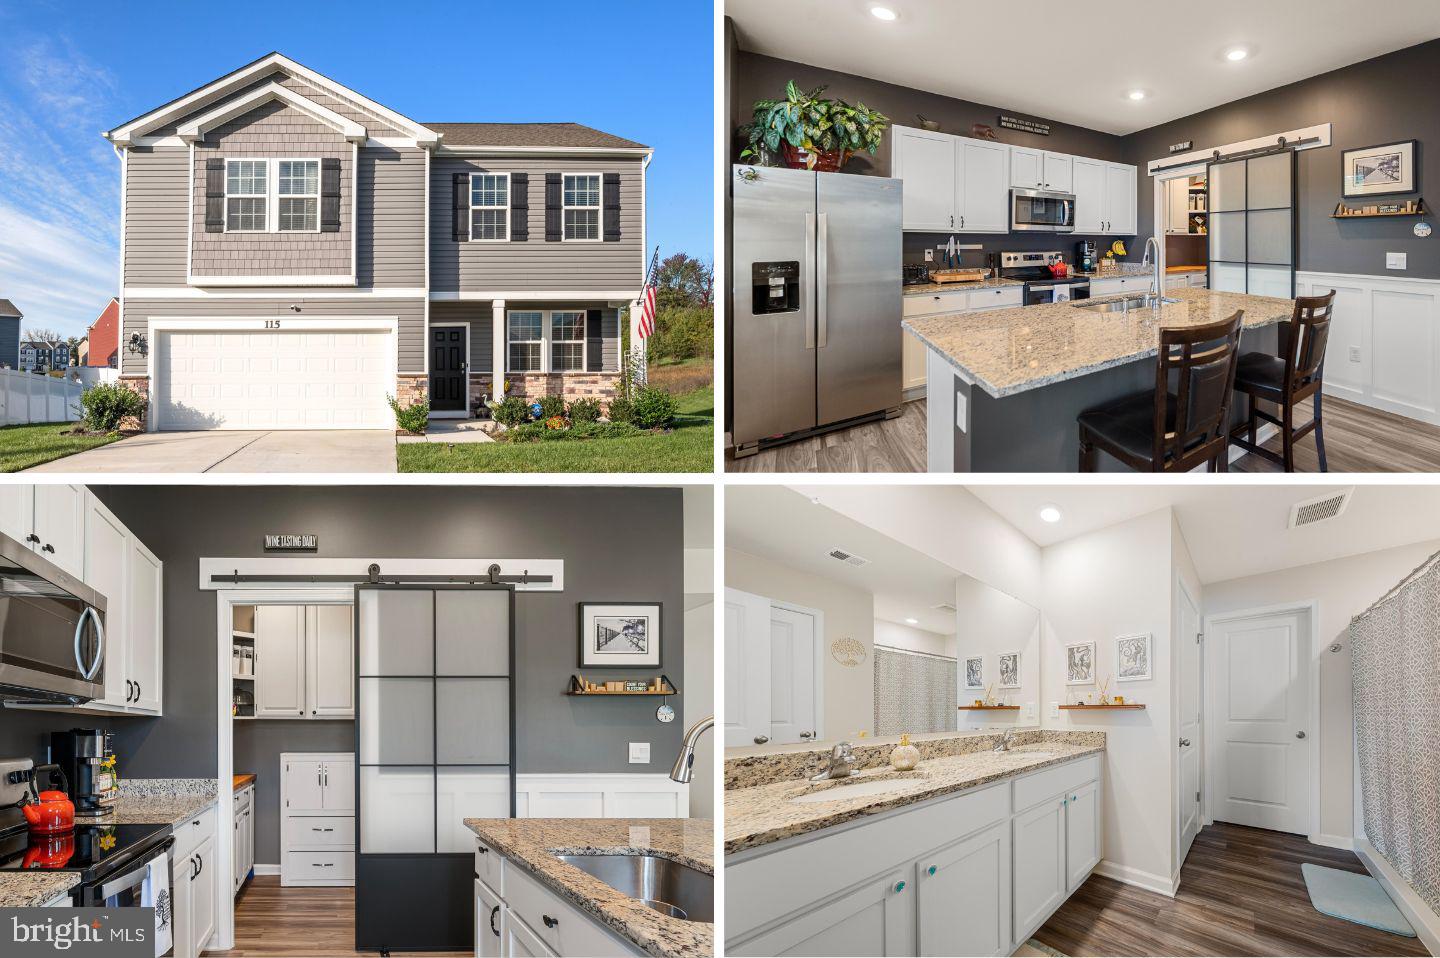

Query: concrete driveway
left=24, top=430, right=396, bottom=473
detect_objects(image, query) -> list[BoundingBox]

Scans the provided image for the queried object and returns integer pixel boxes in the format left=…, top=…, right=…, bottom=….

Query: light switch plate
left=1387, top=252, right=1407, bottom=270
left=628, top=742, right=650, bottom=764
left=1349, top=346, right=1361, bottom=363
left=1048, top=701, right=1061, bottom=719
left=1022, top=702, right=1037, bottom=722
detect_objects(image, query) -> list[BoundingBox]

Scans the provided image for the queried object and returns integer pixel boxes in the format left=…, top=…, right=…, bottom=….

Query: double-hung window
left=224, top=158, right=321, bottom=232
left=470, top=173, right=510, bottom=242
left=506, top=310, right=590, bottom=373
left=277, top=160, right=319, bottom=232
left=562, top=174, right=601, bottom=241
left=225, top=159, right=268, bottom=232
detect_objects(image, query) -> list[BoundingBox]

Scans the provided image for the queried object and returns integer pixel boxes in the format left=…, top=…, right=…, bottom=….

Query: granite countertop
left=726, top=738, right=1104, bottom=854
left=233, top=774, right=255, bottom=792
left=0, top=872, right=82, bottom=907
left=903, top=277, right=1023, bottom=296
left=465, top=817, right=713, bottom=958
left=904, top=285, right=1295, bottom=398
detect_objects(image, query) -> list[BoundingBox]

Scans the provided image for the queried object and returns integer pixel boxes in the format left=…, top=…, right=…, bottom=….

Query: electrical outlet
left=1022, top=702, right=1037, bottom=722
left=628, top=742, right=650, bottom=764
left=1349, top=346, right=1361, bottom=363
left=1387, top=251, right=1407, bottom=270
left=1048, top=701, right=1061, bottom=719
left=923, top=248, right=934, bottom=262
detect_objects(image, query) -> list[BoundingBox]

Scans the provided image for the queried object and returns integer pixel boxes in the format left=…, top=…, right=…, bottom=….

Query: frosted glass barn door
left=1207, top=151, right=1295, bottom=297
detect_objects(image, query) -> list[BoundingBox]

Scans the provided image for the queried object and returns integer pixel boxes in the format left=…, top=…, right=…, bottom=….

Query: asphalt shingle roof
left=426, top=122, right=647, bottom=150
left=0, top=299, right=22, bottom=318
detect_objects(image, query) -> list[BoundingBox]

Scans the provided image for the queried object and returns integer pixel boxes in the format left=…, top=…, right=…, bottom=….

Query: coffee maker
left=51, top=729, right=117, bottom=819
left=1075, top=240, right=1097, bottom=273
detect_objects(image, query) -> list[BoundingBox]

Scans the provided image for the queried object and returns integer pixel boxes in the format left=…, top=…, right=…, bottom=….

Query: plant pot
left=782, top=143, right=851, bottom=172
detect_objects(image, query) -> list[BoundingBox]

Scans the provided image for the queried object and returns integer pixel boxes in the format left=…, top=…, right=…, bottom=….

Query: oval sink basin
left=1008, top=750, right=1062, bottom=759
left=792, top=779, right=921, bottom=804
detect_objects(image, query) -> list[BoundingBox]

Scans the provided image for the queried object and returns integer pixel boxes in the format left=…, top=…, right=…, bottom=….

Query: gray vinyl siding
left=429, top=155, right=644, bottom=293
left=123, top=147, right=190, bottom=287
left=357, top=146, right=426, bottom=287
left=145, top=69, right=402, bottom=139
left=429, top=301, right=619, bottom=374
left=0, top=318, right=19, bottom=369
left=121, top=297, right=425, bottom=375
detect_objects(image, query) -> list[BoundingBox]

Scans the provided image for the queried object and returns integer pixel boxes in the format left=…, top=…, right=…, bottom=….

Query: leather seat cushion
left=1078, top=389, right=1175, bottom=462
left=1234, top=352, right=1287, bottom=398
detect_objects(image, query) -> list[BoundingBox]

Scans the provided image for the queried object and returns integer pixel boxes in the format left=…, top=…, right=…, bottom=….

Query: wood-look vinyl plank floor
left=726, top=401, right=927, bottom=473
left=1032, top=823, right=1428, bottom=958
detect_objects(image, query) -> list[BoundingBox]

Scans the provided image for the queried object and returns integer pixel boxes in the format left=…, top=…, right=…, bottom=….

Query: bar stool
left=1078, top=311, right=1244, bottom=472
left=1228, top=290, right=1336, bottom=472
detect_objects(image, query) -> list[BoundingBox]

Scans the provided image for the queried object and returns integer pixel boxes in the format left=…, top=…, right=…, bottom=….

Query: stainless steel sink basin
left=1073, top=293, right=1180, bottom=312
left=556, top=854, right=713, bottom=923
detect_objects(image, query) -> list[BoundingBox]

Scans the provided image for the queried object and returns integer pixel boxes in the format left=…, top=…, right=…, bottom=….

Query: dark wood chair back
left=1153, top=311, right=1244, bottom=469
left=1285, top=290, right=1336, bottom=396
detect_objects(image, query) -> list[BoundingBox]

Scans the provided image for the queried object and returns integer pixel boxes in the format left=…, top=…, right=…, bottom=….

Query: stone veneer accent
left=464, top=373, right=620, bottom=416
left=395, top=374, right=427, bottom=407
left=118, top=375, right=149, bottom=431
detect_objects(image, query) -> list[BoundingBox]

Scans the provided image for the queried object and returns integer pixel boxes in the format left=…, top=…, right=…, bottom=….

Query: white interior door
left=1177, top=584, right=1203, bottom=867
left=768, top=607, right=816, bottom=745
left=725, top=589, right=773, bottom=747
left=1210, top=609, right=1310, bottom=834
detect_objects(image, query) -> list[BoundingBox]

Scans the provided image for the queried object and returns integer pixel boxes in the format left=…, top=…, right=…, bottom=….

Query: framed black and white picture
left=964, top=656, right=984, bottom=690
left=1116, top=633, right=1152, bottom=682
left=998, top=652, right=1021, bottom=689
left=579, top=603, right=661, bottom=668
left=1065, top=641, right=1095, bottom=685
left=1342, top=140, right=1417, bottom=198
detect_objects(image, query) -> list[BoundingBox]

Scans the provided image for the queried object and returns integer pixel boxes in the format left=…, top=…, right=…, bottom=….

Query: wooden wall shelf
left=1332, top=199, right=1426, bottom=219
left=958, top=705, right=1020, bottom=710
left=567, top=673, right=677, bottom=696
left=1059, top=703, right=1146, bottom=710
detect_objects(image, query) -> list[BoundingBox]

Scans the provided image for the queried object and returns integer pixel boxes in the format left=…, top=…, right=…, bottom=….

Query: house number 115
left=265, top=319, right=282, bottom=329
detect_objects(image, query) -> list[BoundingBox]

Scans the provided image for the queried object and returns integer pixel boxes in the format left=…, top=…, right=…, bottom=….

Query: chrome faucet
left=809, top=742, right=859, bottom=782
left=668, top=716, right=713, bottom=784
left=993, top=729, right=1016, bottom=753
left=1141, top=235, right=1162, bottom=298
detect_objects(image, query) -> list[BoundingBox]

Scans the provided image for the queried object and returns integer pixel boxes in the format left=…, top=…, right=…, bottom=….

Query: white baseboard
left=1093, top=859, right=1177, bottom=898
left=1354, top=836, right=1440, bottom=956
left=251, top=863, right=281, bottom=876
left=1311, top=833, right=1355, bottom=851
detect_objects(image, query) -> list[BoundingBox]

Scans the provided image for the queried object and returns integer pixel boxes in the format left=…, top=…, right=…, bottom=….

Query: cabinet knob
left=926, top=864, right=937, bottom=876
left=42, top=543, right=54, bottom=554
left=893, top=880, right=906, bottom=893
left=542, top=915, right=559, bottom=928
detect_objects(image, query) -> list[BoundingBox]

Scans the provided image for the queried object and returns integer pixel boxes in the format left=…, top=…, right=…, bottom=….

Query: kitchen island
left=903, top=285, right=1296, bottom=471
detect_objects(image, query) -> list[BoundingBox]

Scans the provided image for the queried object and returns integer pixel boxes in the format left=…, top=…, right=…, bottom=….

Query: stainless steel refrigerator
left=730, top=164, right=902, bottom=457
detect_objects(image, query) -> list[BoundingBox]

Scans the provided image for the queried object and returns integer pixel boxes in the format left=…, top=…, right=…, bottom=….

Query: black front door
left=429, top=328, right=465, bottom=412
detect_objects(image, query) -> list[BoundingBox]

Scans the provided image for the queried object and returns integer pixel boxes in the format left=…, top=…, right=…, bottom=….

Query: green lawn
left=0, top=422, right=122, bottom=472
left=398, top=386, right=714, bottom=473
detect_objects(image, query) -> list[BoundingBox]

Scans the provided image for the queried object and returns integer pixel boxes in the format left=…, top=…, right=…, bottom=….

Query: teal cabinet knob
left=927, top=864, right=937, bottom=876
left=893, top=880, right=906, bottom=893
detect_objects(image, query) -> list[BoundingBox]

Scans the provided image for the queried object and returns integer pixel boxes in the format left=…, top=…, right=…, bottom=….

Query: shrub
left=568, top=397, right=602, bottom=423
left=387, top=395, right=429, bottom=435
left=646, top=304, right=714, bottom=363
left=607, top=396, right=633, bottom=425
left=536, top=394, right=566, bottom=419
left=501, top=421, right=643, bottom=444
left=78, top=381, right=145, bottom=432
left=629, top=386, right=677, bottom=429
left=491, top=396, right=530, bottom=428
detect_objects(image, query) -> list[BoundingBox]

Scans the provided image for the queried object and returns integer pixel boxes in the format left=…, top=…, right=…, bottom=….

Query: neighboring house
left=87, top=297, right=120, bottom=367
left=103, top=52, right=649, bottom=431
left=0, top=299, right=20, bottom=369
left=77, top=337, right=90, bottom=367
left=51, top=342, right=70, bottom=370
left=20, top=340, right=52, bottom=372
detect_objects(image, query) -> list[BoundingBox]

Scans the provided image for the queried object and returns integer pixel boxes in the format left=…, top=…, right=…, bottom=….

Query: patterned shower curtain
left=1350, top=554, right=1440, bottom=917
left=873, top=646, right=957, bottom=736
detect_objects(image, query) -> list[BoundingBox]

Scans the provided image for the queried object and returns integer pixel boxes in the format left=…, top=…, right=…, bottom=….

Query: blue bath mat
left=1301, top=863, right=1415, bottom=937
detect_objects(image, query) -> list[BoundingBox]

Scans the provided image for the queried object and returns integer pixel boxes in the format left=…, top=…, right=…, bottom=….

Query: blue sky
left=0, top=0, right=713, bottom=338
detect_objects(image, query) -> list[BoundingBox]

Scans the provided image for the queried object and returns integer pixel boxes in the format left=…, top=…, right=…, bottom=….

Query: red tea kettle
left=21, top=764, right=74, bottom=835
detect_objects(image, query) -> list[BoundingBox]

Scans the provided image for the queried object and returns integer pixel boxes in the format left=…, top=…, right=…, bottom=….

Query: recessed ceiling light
left=1127, top=90, right=1147, bottom=101
left=904, top=617, right=919, bottom=625
left=870, top=5, right=898, bottom=20
left=1038, top=505, right=1062, bottom=523
left=1225, top=46, right=1250, bottom=61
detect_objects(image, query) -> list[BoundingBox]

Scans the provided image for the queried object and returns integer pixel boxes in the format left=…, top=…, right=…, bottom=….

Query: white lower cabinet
left=172, top=807, right=218, bottom=958
left=901, top=286, right=1025, bottom=394
left=281, top=752, right=355, bottom=886
left=727, top=753, right=1103, bottom=958
left=233, top=783, right=255, bottom=896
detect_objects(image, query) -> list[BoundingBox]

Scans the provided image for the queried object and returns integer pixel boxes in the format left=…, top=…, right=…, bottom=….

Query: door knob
left=1296, top=731, right=1306, bottom=739
left=1178, top=738, right=1191, bottom=747
left=800, top=731, right=814, bottom=739
left=753, top=735, right=770, bottom=744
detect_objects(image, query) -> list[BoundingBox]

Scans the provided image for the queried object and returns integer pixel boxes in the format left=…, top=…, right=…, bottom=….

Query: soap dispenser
left=890, top=733, right=920, bottom=771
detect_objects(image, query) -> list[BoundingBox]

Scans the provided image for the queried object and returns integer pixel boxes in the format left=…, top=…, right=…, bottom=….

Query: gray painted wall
left=1122, top=38, right=1440, bottom=280
left=234, top=718, right=354, bottom=865
left=430, top=301, right=621, bottom=375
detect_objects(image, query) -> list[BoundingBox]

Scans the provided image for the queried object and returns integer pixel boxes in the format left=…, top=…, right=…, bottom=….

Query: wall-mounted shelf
left=958, top=705, right=1020, bottom=710
left=232, top=630, right=256, bottom=640
left=1059, top=703, right=1146, bottom=710
left=1332, top=199, right=1426, bottom=219
left=567, top=673, right=677, bottom=696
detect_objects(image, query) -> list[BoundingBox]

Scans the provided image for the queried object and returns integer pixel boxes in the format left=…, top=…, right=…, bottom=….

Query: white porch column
left=628, top=301, right=648, bottom=384
left=492, top=298, right=506, bottom=401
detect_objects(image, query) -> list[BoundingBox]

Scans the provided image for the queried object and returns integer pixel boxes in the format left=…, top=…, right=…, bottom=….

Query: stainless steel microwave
left=1011, top=188, right=1076, bottom=232
left=0, top=533, right=106, bottom=704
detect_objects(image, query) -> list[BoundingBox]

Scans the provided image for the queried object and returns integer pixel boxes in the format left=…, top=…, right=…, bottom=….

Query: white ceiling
left=726, top=485, right=960, bottom=634
left=726, top=0, right=1440, bottom=136
left=968, top=484, right=1440, bottom=584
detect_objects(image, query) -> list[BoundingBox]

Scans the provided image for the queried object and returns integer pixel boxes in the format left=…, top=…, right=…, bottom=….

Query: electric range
left=0, top=820, right=172, bottom=884
left=997, top=251, right=1091, bottom=305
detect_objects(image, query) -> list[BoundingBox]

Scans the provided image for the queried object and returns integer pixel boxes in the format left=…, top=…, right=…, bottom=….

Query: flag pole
left=632, top=246, right=660, bottom=388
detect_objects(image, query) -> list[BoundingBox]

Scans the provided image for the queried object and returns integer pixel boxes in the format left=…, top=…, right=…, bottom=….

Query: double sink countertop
left=466, top=817, right=714, bottom=958
left=724, top=729, right=1105, bottom=855
left=904, top=285, right=1296, bottom=398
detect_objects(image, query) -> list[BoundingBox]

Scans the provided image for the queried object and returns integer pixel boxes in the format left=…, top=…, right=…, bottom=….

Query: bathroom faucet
left=810, top=742, right=859, bottom=782
left=1142, top=235, right=1162, bottom=298
left=994, top=729, right=1016, bottom=753
left=668, top=716, right=713, bottom=784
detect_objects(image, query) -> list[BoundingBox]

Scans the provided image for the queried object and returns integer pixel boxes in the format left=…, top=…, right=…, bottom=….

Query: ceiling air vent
left=826, top=547, right=870, bottom=568
left=1288, top=488, right=1353, bottom=529
left=932, top=602, right=958, bottom=614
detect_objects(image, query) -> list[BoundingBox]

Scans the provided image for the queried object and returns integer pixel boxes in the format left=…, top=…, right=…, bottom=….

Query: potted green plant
left=739, top=81, right=889, bottom=172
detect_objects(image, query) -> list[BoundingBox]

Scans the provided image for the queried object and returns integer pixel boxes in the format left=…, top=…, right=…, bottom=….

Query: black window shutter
left=453, top=172, right=470, bottom=242
left=544, top=173, right=562, bottom=241
left=204, top=158, right=225, bottom=232
left=510, top=172, right=529, bottom=241
left=602, top=172, right=621, bottom=241
left=320, top=158, right=342, bottom=232
left=586, top=308, right=604, bottom=372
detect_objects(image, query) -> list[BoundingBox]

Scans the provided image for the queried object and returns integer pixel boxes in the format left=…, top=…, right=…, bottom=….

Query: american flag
left=638, top=246, right=660, bottom=339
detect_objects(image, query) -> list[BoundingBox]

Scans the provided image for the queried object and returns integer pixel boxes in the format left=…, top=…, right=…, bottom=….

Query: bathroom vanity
left=724, top=734, right=1104, bottom=957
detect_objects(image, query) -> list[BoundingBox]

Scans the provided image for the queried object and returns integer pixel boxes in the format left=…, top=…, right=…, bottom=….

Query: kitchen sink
left=791, top=778, right=921, bottom=804
left=556, top=854, right=713, bottom=923
left=1073, top=293, right=1180, bottom=312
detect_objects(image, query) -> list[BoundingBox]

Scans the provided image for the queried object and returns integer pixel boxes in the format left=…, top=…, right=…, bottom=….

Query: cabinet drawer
left=174, top=806, right=217, bottom=861
left=288, top=851, right=354, bottom=881
left=968, top=286, right=1022, bottom=310
left=505, top=862, right=638, bottom=957
left=475, top=838, right=504, bottom=894
left=1012, top=755, right=1101, bottom=812
left=286, top=815, right=354, bottom=848
left=903, top=291, right=969, bottom=318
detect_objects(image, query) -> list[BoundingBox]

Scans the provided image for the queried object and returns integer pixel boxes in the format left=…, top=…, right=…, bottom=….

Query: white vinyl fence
left=74, top=366, right=120, bottom=388
left=0, top=368, right=84, bottom=425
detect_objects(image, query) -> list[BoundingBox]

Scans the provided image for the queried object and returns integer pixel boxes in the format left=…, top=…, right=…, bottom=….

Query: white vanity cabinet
left=727, top=753, right=1103, bottom=958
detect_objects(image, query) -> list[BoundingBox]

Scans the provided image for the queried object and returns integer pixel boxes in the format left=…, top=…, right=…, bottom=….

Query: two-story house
left=86, top=297, right=120, bottom=367
left=0, top=299, right=20, bottom=369
left=103, top=52, right=648, bottom=431
left=20, top=340, right=63, bottom=373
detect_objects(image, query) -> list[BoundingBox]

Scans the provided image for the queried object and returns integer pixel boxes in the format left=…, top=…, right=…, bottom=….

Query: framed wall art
left=578, top=603, right=661, bottom=668
left=1116, top=633, right=1153, bottom=682
left=1065, top=641, right=1096, bottom=685
left=1342, top=140, right=1417, bottom=198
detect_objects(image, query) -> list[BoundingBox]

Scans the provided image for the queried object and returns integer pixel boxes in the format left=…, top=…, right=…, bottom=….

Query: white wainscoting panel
left=1296, top=271, right=1440, bottom=426
left=515, top=774, right=689, bottom=819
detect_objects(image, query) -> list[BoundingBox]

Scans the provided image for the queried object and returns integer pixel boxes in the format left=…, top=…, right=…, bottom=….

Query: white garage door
left=155, top=329, right=392, bottom=430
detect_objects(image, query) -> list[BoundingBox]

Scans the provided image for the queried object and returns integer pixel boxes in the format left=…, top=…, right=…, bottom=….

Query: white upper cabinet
left=958, top=139, right=1011, bottom=234
left=0, top=485, right=85, bottom=579
left=83, top=498, right=131, bottom=711
left=256, top=605, right=354, bottom=720
left=125, top=538, right=163, bottom=714
left=893, top=126, right=958, bottom=232
left=1072, top=158, right=1106, bottom=234
left=307, top=605, right=355, bottom=718
left=1010, top=147, right=1044, bottom=190
left=1043, top=152, right=1073, bottom=193
left=1105, top=163, right=1138, bottom=235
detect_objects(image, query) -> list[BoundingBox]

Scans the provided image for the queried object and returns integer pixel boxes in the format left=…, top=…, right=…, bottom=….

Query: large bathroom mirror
left=724, top=486, right=1041, bottom=754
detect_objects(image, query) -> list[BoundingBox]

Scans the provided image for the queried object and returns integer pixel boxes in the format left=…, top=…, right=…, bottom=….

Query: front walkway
left=23, top=430, right=396, bottom=473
